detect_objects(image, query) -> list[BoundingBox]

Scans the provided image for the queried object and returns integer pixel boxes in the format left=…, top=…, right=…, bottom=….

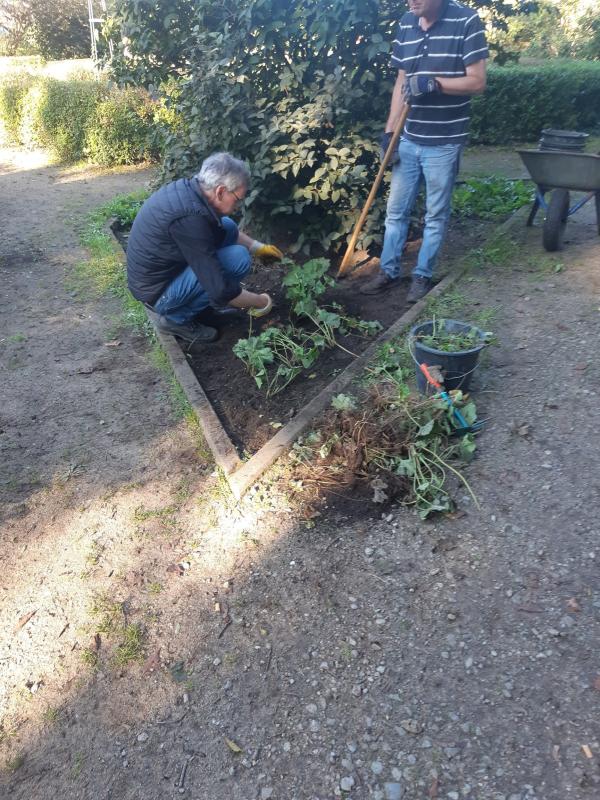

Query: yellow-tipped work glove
left=250, top=241, right=284, bottom=262
left=249, top=293, right=273, bottom=318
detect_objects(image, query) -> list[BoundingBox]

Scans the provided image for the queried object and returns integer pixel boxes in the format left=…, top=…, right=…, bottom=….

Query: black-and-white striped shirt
left=391, top=0, right=488, bottom=146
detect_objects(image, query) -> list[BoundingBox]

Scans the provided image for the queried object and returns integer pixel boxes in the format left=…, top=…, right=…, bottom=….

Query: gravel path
left=1, top=144, right=599, bottom=800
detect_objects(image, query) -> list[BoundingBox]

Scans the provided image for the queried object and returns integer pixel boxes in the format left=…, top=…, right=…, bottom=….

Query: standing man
left=361, top=0, right=488, bottom=302
left=127, top=152, right=283, bottom=351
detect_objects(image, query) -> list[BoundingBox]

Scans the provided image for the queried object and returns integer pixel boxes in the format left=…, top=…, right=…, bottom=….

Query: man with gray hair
left=127, top=152, right=282, bottom=351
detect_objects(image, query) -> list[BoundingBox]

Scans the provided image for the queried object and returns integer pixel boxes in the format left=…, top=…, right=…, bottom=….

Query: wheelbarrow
left=517, top=149, right=600, bottom=251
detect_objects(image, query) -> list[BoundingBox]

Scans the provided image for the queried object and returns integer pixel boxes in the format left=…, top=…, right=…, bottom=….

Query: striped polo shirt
left=391, top=0, right=488, bottom=145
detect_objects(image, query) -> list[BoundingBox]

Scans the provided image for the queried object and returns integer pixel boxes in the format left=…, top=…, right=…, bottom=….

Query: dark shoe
left=406, top=275, right=432, bottom=304
left=156, top=316, right=218, bottom=345
left=359, top=270, right=399, bottom=295
left=196, top=306, right=247, bottom=327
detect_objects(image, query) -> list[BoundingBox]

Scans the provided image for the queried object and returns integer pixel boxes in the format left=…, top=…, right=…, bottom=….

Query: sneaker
left=156, top=316, right=218, bottom=345
left=359, top=270, right=399, bottom=295
left=406, top=275, right=432, bottom=304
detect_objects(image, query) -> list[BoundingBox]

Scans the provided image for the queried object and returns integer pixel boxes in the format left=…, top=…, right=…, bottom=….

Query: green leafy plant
left=291, top=379, right=480, bottom=518
left=452, top=176, right=532, bottom=220
left=233, top=325, right=320, bottom=397
left=415, top=319, right=490, bottom=353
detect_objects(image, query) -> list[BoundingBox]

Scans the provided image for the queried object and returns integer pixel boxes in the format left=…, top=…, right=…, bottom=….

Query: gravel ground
left=1, top=144, right=599, bottom=800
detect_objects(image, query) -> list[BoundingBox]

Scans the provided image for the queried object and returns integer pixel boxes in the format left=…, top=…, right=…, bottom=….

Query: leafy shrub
left=85, top=88, right=157, bottom=165
left=0, top=72, right=34, bottom=143
left=22, top=77, right=105, bottom=160
left=471, top=62, right=600, bottom=144
left=452, top=177, right=532, bottom=219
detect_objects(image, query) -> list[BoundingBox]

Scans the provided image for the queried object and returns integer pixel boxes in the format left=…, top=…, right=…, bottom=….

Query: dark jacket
left=126, top=178, right=241, bottom=306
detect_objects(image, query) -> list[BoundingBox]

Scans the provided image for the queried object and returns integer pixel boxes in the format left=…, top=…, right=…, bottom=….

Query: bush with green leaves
left=85, top=87, right=158, bottom=166
left=109, top=0, right=400, bottom=254
left=470, top=61, right=600, bottom=144
left=0, top=73, right=161, bottom=165
left=0, top=72, right=34, bottom=143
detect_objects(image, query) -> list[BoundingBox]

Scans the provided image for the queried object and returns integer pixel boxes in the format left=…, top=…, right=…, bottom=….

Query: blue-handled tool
left=419, top=363, right=486, bottom=435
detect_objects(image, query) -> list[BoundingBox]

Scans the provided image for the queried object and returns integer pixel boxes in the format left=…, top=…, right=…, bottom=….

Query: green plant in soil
left=291, top=380, right=480, bottom=519
left=234, top=258, right=382, bottom=395
left=416, top=318, right=490, bottom=353
left=452, top=176, right=532, bottom=220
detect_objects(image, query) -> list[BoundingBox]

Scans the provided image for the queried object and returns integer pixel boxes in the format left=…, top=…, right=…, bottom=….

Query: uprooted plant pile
left=233, top=258, right=382, bottom=397
left=289, top=373, right=481, bottom=518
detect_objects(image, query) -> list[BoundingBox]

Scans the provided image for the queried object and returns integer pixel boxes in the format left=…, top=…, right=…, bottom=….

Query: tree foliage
left=0, top=0, right=89, bottom=59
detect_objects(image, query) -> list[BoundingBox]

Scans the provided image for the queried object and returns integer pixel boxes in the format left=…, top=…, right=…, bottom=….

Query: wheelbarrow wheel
left=543, top=189, right=570, bottom=252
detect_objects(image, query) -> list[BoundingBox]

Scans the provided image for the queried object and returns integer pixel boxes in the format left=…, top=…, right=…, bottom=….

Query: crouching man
left=126, top=152, right=282, bottom=351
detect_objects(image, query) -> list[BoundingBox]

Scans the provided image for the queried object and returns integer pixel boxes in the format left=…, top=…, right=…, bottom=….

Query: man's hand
left=403, top=75, right=440, bottom=102
left=250, top=241, right=283, bottom=263
left=379, top=131, right=399, bottom=165
left=249, top=293, right=273, bottom=318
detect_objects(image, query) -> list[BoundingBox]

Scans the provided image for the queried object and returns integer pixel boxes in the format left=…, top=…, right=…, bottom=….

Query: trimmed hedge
left=471, top=61, right=600, bottom=144
left=0, top=74, right=161, bottom=165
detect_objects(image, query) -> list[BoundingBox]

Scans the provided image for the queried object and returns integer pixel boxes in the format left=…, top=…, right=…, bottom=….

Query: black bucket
left=539, top=129, right=588, bottom=152
left=409, top=319, right=487, bottom=394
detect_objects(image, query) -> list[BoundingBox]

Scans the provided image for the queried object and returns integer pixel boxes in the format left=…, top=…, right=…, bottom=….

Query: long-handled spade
left=336, top=101, right=411, bottom=278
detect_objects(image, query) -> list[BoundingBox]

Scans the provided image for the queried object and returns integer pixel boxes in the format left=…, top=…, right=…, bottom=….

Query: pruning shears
left=419, top=363, right=486, bottom=436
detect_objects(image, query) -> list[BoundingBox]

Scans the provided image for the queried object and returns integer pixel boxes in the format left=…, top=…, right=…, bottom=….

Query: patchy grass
left=113, top=624, right=146, bottom=667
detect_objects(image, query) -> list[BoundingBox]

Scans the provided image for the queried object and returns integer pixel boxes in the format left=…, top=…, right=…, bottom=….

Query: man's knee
left=218, top=244, right=251, bottom=278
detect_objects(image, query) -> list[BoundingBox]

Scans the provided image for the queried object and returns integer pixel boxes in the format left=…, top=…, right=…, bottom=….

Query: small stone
left=309, top=720, right=320, bottom=733
left=371, top=760, right=384, bottom=775
left=213, top=657, right=221, bottom=667
left=261, top=789, right=273, bottom=800
left=340, top=776, right=355, bottom=792
left=282, top=742, right=291, bottom=753
left=306, top=703, right=318, bottom=714
left=384, top=783, right=403, bottom=800
left=137, top=732, right=149, bottom=743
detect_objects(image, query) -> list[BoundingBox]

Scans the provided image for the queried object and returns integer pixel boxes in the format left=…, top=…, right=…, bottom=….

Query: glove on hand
left=250, top=242, right=284, bottom=262
left=379, top=131, right=400, bottom=166
left=403, top=75, right=440, bottom=102
left=249, top=293, right=273, bottom=318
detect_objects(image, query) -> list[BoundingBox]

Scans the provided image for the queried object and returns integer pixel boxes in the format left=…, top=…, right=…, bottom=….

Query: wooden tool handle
left=337, top=102, right=410, bottom=278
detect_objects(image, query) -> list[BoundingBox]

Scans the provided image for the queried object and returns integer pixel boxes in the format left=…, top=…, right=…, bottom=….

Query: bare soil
left=2, top=143, right=600, bottom=800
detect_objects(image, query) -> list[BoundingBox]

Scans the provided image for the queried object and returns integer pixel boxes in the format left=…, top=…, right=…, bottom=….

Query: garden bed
left=112, top=218, right=492, bottom=457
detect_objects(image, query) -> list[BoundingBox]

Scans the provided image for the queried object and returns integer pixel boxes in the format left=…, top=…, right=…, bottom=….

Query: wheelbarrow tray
left=518, top=150, right=600, bottom=192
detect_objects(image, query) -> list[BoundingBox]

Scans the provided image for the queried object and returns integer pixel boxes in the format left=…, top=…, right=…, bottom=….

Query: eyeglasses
left=229, top=188, right=244, bottom=204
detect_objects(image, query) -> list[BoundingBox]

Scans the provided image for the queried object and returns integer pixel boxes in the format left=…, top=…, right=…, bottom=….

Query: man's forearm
left=385, top=70, right=407, bottom=133
left=436, top=75, right=485, bottom=96
left=237, top=230, right=254, bottom=249
left=229, top=289, right=269, bottom=309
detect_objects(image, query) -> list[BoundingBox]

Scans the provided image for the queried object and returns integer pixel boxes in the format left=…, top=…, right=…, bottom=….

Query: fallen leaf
left=143, top=648, right=161, bottom=674
left=104, top=339, right=121, bottom=347
left=574, top=363, right=589, bottom=372
left=566, top=597, right=582, bottom=612
left=582, top=744, right=593, bottom=759
left=270, top=421, right=283, bottom=429
left=167, top=563, right=185, bottom=577
left=428, top=777, right=439, bottom=798
left=169, top=661, right=188, bottom=683
left=224, top=737, right=243, bottom=753
left=13, top=610, right=37, bottom=634
left=593, top=676, right=600, bottom=692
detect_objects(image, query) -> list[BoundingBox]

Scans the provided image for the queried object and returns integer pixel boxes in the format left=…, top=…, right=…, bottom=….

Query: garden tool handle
left=419, top=362, right=443, bottom=390
left=337, top=102, right=411, bottom=278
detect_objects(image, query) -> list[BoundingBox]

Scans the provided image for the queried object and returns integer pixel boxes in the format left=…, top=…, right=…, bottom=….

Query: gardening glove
left=380, top=131, right=400, bottom=166
left=249, top=293, right=273, bottom=318
left=403, top=75, right=440, bottom=102
left=250, top=241, right=284, bottom=263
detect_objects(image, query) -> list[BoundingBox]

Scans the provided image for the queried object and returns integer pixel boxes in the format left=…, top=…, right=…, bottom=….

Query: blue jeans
left=153, top=217, right=250, bottom=324
left=380, top=138, right=462, bottom=280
